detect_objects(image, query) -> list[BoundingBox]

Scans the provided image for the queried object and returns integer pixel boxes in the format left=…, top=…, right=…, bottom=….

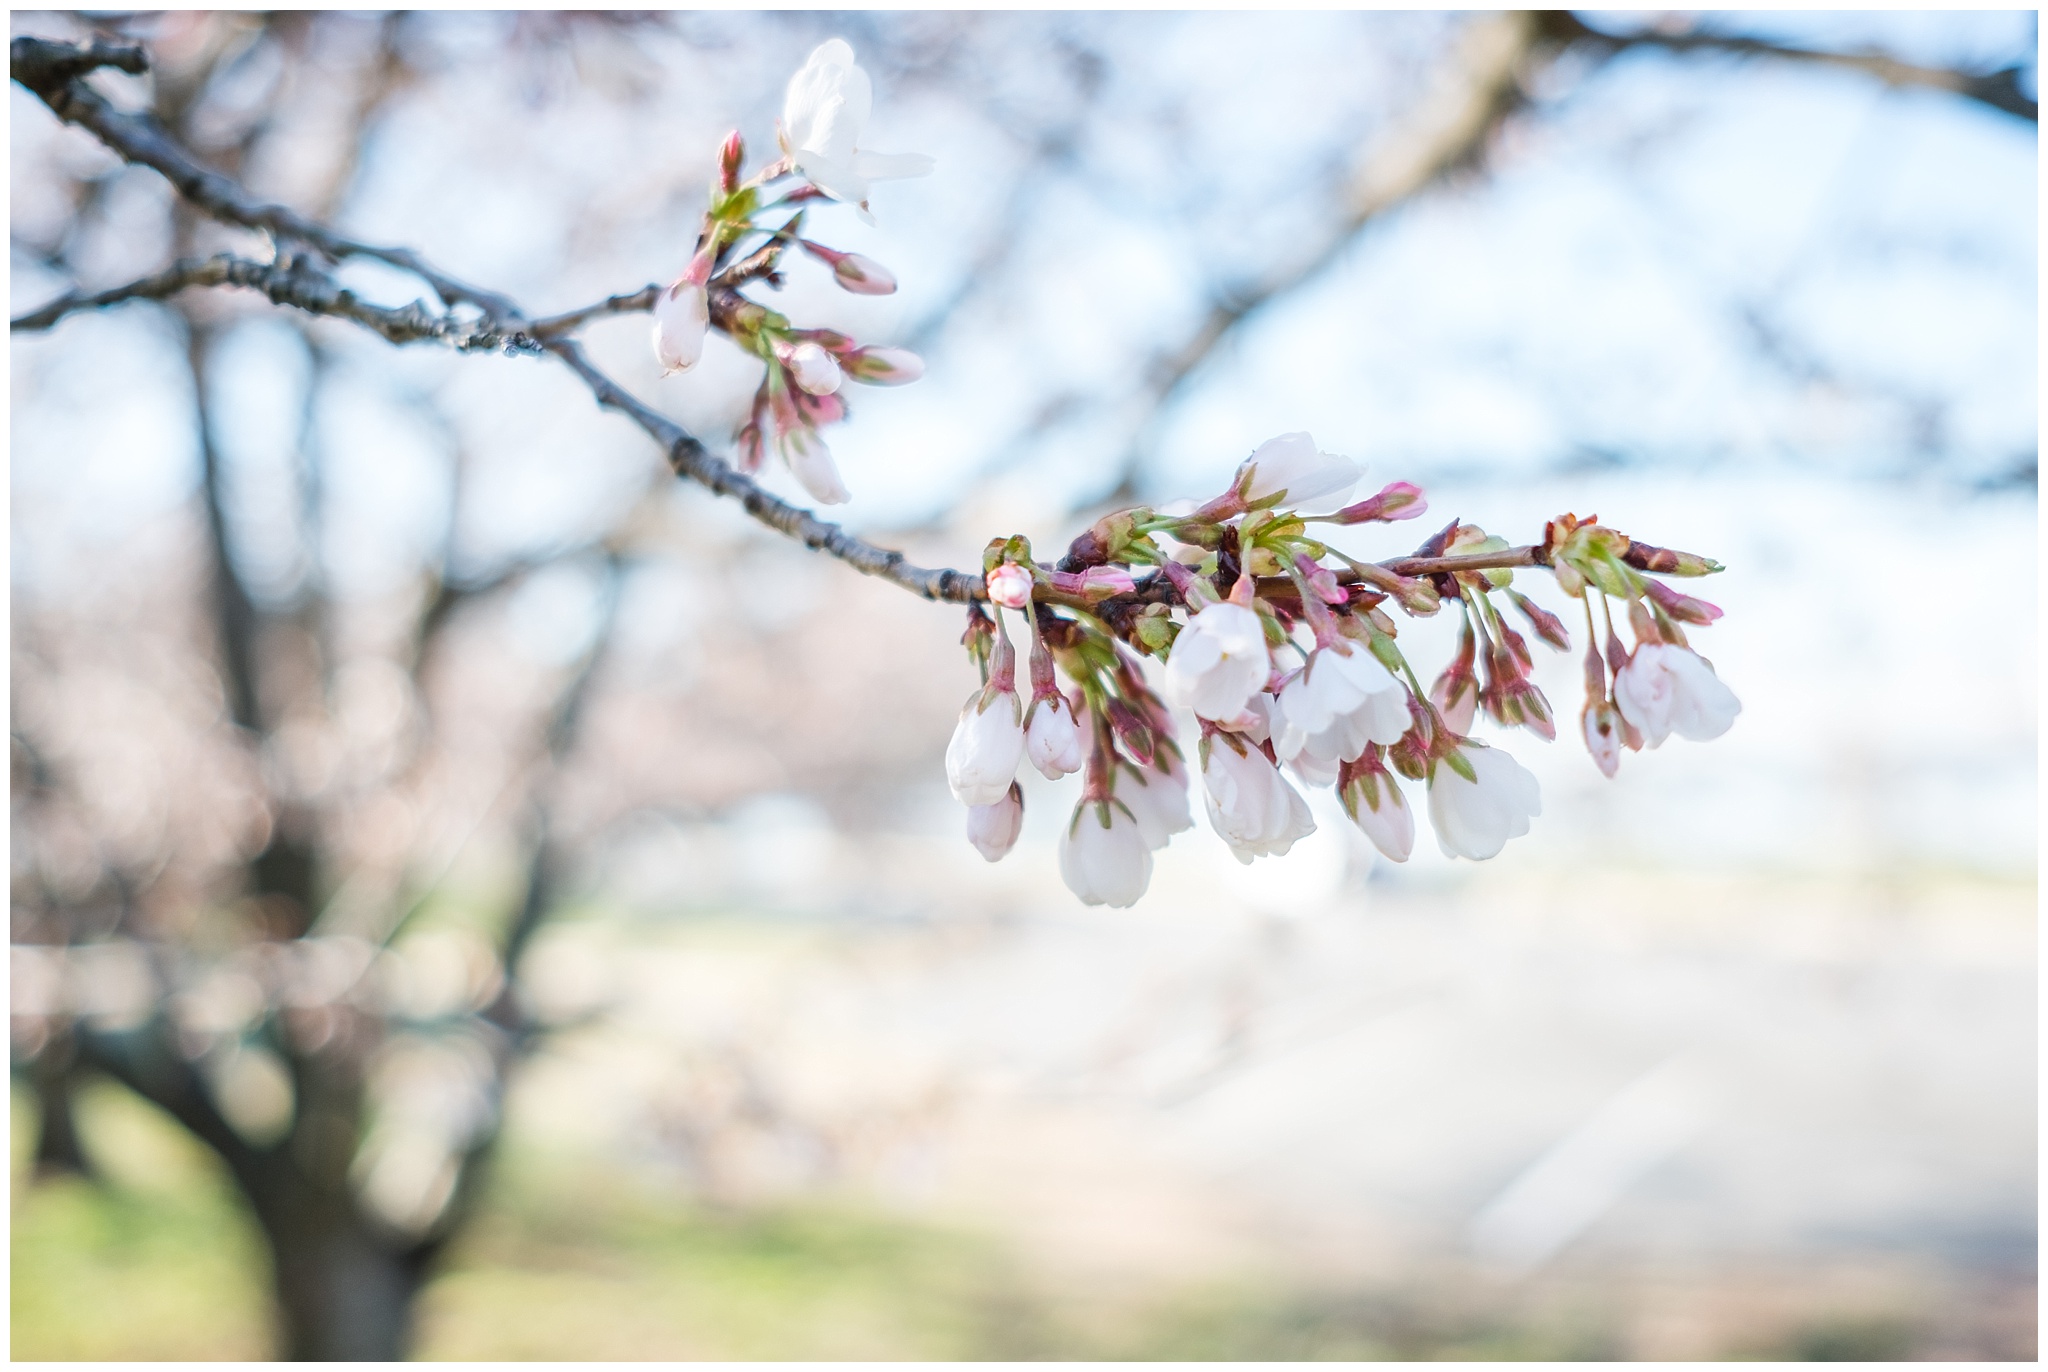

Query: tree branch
left=1538, top=12, right=2039, bottom=122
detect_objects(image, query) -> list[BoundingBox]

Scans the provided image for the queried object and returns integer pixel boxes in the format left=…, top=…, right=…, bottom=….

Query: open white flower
left=1059, top=801, right=1154, bottom=908
left=1238, top=432, right=1361, bottom=510
left=1202, top=737, right=1315, bottom=864
left=945, top=687, right=1023, bottom=807
left=1025, top=695, right=1085, bottom=780
left=1613, top=642, right=1741, bottom=747
left=1163, top=601, right=1268, bottom=720
left=966, top=783, right=1024, bottom=862
left=1273, top=643, right=1410, bottom=768
left=781, top=39, right=935, bottom=222
left=1428, top=744, right=1540, bottom=861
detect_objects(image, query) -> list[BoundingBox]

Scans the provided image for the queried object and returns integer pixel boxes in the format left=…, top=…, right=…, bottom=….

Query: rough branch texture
left=7, top=33, right=1614, bottom=609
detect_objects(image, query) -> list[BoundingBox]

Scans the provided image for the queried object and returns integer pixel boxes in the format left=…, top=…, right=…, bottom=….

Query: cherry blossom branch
left=10, top=251, right=538, bottom=350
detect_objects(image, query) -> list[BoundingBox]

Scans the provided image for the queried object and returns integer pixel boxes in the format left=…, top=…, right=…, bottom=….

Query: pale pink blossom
left=787, top=341, right=844, bottom=396
left=1613, top=642, right=1741, bottom=747
left=844, top=346, right=924, bottom=386
left=1341, top=767, right=1414, bottom=863
left=966, top=783, right=1024, bottom=862
left=1273, top=643, right=1410, bottom=769
left=1428, top=744, right=1541, bottom=861
left=1118, top=761, right=1193, bottom=850
left=650, top=254, right=712, bottom=374
left=1059, top=802, right=1153, bottom=908
left=1582, top=700, right=1624, bottom=778
left=1202, top=736, right=1315, bottom=864
left=781, top=428, right=850, bottom=505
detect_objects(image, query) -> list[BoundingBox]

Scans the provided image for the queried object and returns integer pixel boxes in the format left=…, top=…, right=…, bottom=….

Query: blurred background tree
left=11, top=10, right=2035, bottom=1361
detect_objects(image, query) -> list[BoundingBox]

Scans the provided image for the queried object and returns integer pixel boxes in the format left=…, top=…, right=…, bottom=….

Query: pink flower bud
left=1331, top=481, right=1428, bottom=525
left=985, top=561, right=1034, bottom=609
left=651, top=278, right=709, bottom=374
left=1508, top=590, right=1572, bottom=651
left=1046, top=566, right=1137, bottom=599
left=1643, top=577, right=1724, bottom=625
left=797, top=239, right=900, bottom=295
left=786, top=341, right=844, bottom=396
left=967, top=783, right=1024, bottom=862
left=1582, top=700, right=1623, bottom=778
left=717, top=131, right=744, bottom=194
left=844, top=346, right=924, bottom=386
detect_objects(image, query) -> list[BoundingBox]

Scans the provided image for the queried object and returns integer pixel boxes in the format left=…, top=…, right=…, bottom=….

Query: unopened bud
left=798, top=239, right=900, bottom=296
left=1642, top=577, right=1723, bottom=625
left=786, top=341, right=844, bottom=396
left=1331, top=481, right=1428, bottom=525
left=1582, top=700, right=1623, bottom=779
left=717, top=130, right=744, bottom=194
left=1048, top=566, right=1137, bottom=600
left=844, top=346, right=924, bottom=386
left=1507, top=589, right=1572, bottom=650
left=1623, top=540, right=1723, bottom=577
left=1293, top=553, right=1346, bottom=606
left=966, top=783, right=1025, bottom=862
left=986, top=561, right=1034, bottom=610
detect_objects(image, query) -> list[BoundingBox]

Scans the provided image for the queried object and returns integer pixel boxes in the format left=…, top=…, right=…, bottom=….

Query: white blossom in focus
left=1059, top=802, right=1154, bottom=908
left=1428, top=745, right=1541, bottom=861
left=966, top=783, right=1024, bottom=862
left=1202, top=737, right=1316, bottom=864
left=1025, top=695, right=1085, bottom=780
left=651, top=278, right=709, bottom=373
left=787, top=342, right=844, bottom=396
left=782, top=428, right=851, bottom=505
left=1119, top=762, right=1193, bottom=850
left=1163, top=601, right=1268, bottom=720
left=1238, top=432, right=1362, bottom=509
left=781, top=39, right=935, bottom=221
left=1343, top=770, right=1414, bottom=863
left=945, top=688, right=1024, bottom=806
left=1613, top=643, right=1742, bottom=747
left=1274, top=643, right=1410, bottom=768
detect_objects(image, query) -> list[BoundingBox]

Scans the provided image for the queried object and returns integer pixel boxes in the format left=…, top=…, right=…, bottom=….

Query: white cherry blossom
left=1163, top=601, right=1268, bottom=720
left=781, top=428, right=850, bottom=505
left=1025, top=695, right=1085, bottom=780
left=1202, top=737, right=1316, bottom=864
left=966, top=783, right=1024, bottom=862
left=1342, top=769, right=1414, bottom=863
left=1613, top=642, right=1742, bottom=747
left=945, top=687, right=1024, bottom=807
left=1238, top=431, right=1362, bottom=510
left=1273, top=643, right=1410, bottom=768
left=781, top=39, right=934, bottom=222
left=651, top=277, right=709, bottom=374
left=1059, top=802, right=1154, bottom=908
left=1428, top=744, right=1541, bottom=861
left=787, top=341, right=843, bottom=396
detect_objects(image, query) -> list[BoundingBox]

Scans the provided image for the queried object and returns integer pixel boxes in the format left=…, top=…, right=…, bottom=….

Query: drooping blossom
left=945, top=685, right=1023, bottom=807
left=781, top=427, right=851, bottom=506
left=1025, top=695, right=1085, bottom=780
left=1340, top=756, right=1414, bottom=863
left=1238, top=432, right=1361, bottom=510
left=787, top=341, right=844, bottom=396
left=1059, top=801, right=1154, bottom=908
left=985, top=562, right=1034, bottom=610
left=1202, top=735, right=1316, bottom=864
left=780, top=39, right=934, bottom=221
left=1273, top=643, right=1411, bottom=769
left=1613, top=643, right=1741, bottom=747
left=1582, top=699, right=1624, bottom=778
left=798, top=240, right=898, bottom=295
left=1428, top=744, right=1541, bottom=861
left=651, top=248, right=715, bottom=374
left=1118, top=759, right=1193, bottom=850
left=1163, top=600, right=1268, bottom=720
left=967, top=783, right=1024, bottom=862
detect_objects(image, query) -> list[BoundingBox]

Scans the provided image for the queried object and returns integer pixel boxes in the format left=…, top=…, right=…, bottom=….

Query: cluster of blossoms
left=945, top=434, right=1742, bottom=907
left=651, top=40, right=930, bottom=504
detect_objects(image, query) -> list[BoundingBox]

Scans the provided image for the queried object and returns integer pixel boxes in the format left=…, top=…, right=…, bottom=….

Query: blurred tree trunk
left=29, top=1046, right=96, bottom=1181
left=254, top=1196, right=430, bottom=1361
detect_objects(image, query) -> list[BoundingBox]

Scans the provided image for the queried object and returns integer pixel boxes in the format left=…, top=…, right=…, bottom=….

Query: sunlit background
left=11, top=9, right=2036, bottom=1360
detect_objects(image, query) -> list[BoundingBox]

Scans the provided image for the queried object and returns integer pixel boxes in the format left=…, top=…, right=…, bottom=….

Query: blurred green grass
left=11, top=1079, right=2002, bottom=1360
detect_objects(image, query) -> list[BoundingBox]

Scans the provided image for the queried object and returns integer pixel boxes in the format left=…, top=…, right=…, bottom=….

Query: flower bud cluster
left=651, top=40, right=933, bottom=507
left=945, top=439, right=1743, bottom=904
